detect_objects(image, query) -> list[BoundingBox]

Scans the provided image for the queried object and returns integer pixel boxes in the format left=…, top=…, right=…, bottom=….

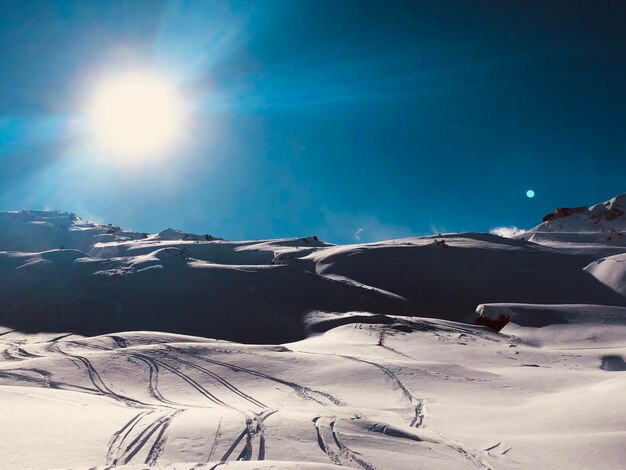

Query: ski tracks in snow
left=49, top=339, right=281, bottom=465
left=169, top=345, right=344, bottom=407
left=300, top=350, right=424, bottom=428
left=313, top=416, right=379, bottom=470
left=302, top=350, right=490, bottom=469
left=217, top=409, right=278, bottom=463
left=105, top=409, right=183, bottom=465
left=0, top=335, right=491, bottom=468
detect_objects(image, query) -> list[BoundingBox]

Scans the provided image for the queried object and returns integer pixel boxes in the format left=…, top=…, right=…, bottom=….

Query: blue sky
left=0, top=0, right=625, bottom=243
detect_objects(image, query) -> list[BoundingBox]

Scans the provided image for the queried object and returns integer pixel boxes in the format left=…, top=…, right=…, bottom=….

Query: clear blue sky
left=1, top=0, right=625, bottom=243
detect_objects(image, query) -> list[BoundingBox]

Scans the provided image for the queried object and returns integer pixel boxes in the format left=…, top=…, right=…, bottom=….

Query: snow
left=585, top=252, right=626, bottom=296
left=518, top=192, right=626, bottom=248
left=2, top=315, right=625, bottom=469
left=0, top=192, right=625, bottom=469
left=0, top=210, right=145, bottom=253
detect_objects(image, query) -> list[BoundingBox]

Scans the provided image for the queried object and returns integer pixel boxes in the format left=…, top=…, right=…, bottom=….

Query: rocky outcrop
left=542, top=206, right=587, bottom=222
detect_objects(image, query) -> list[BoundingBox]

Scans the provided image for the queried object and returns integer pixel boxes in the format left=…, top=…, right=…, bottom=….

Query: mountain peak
left=518, top=193, right=626, bottom=246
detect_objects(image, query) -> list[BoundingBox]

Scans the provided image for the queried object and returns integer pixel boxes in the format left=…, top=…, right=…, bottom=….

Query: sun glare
left=87, top=71, right=184, bottom=158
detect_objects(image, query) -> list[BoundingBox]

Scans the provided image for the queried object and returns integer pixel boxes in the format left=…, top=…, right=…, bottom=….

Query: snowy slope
left=585, top=252, right=626, bottom=296
left=0, top=210, right=146, bottom=253
left=1, top=193, right=625, bottom=469
left=1, top=211, right=625, bottom=342
left=518, top=193, right=626, bottom=248
left=301, top=233, right=626, bottom=321
left=1, top=311, right=624, bottom=469
left=0, top=246, right=410, bottom=342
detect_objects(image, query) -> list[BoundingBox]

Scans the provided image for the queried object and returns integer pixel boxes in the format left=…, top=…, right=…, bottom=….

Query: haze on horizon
left=0, top=0, right=625, bottom=243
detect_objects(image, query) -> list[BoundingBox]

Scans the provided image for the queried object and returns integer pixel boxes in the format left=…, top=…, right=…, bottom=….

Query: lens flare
left=87, top=71, right=184, bottom=158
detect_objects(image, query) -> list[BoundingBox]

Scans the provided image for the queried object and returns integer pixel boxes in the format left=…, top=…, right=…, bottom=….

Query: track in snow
left=106, top=409, right=183, bottom=465
left=170, top=345, right=343, bottom=407
left=313, top=415, right=379, bottom=469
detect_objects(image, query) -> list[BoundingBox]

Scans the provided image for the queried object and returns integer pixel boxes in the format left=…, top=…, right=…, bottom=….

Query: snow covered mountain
left=1, top=205, right=625, bottom=343
left=0, top=210, right=146, bottom=253
left=518, top=192, right=626, bottom=247
left=1, top=194, right=625, bottom=469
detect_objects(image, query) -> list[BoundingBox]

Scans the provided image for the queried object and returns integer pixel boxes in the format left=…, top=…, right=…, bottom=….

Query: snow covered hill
left=0, top=210, right=146, bottom=253
left=585, top=252, right=626, bottom=296
left=518, top=192, right=626, bottom=248
left=0, top=193, right=625, bottom=469
left=1, top=310, right=624, bottom=469
left=1, top=205, right=625, bottom=343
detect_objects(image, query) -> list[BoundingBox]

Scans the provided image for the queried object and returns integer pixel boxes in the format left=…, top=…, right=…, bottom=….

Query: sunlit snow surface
left=0, top=194, right=625, bottom=469
left=1, top=314, right=625, bottom=469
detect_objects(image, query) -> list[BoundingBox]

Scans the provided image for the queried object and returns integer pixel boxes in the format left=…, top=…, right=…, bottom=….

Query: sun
left=87, top=71, right=184, bottom=157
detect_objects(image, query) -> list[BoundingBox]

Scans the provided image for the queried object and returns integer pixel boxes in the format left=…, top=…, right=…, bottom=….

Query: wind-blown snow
left=1, top=193, right=625, bottom=469
left=489, top=226, right=525, bottom=238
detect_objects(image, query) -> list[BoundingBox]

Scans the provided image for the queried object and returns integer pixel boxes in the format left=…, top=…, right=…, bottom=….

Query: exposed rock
left=542, top=206, right=587, bottom=222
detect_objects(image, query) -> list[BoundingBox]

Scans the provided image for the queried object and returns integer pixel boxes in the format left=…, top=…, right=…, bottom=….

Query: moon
left=87, top=71, right=184, bottom=158
left=526, top=189, right=535, bottom=198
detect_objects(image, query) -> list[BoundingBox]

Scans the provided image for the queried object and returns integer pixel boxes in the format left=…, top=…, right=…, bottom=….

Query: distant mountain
left=0, top=210, right=146, bottom=253
left=519, top=193, right=626, bottom=246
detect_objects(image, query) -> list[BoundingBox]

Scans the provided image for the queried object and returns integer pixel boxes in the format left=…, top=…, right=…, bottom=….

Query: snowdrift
left=585, top=252, right=626, bottom=296
left=476, top=303, right=626, bottom=348
left=476, top=302, right=626, bottom=328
